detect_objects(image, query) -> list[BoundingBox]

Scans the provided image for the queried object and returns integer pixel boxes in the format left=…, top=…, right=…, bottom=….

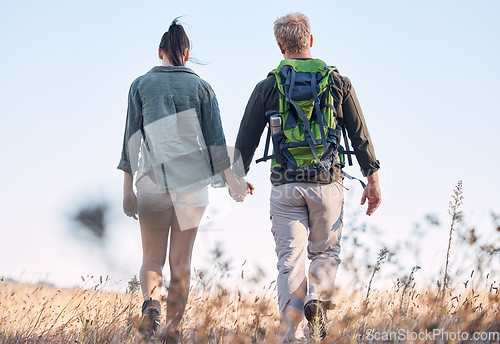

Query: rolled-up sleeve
left=117, top=84, right=142, bottom=174
left=341, top=78, right=380, bottom=177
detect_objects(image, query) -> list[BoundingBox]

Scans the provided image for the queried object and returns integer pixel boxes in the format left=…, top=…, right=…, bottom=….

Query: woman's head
left=159, top=18, right=190, bottom=66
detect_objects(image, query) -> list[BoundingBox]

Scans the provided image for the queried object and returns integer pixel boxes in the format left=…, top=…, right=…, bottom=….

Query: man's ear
left=184, top=49, right=190, bottom=62
left=310, top=34, right=314, bottom=48
left=158, top=48, right=164, bottom=60
left=277, top=42, right=286, bottom=55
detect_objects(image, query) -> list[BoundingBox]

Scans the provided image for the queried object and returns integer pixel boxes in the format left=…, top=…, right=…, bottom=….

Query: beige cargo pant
left=270, top=181, right=343, bottom=314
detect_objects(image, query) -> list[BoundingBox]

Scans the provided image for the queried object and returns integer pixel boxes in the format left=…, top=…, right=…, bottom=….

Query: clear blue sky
left=1, top=0, right=499, bottom=289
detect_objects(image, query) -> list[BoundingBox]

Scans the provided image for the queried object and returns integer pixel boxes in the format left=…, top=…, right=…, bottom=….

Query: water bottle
left=270, top=114, right=282, bottom=135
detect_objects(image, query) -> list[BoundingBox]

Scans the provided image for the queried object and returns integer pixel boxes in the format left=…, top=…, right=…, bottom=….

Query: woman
left=117, top=19, right=250, bottom=342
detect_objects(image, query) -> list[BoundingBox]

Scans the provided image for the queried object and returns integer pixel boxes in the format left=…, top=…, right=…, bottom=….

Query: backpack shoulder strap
left=327, top=69, right=355, bottom=166
left=255, top=109, right=280, bottom=163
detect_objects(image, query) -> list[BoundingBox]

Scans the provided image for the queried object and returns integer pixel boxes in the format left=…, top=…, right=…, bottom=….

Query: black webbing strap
left=342, top=126, right=353, bottom=166
left=338, top=146, right=356, bottom=155
left=256, top=110, right=280, bottom=163
left=289, top=67, right=296, bottom=99
left=327, top=74, right=354, bottom=166
left=342, top=170, right=366, bottom=189
left=311, top=73, right=328, bottom=154
left=255, top=130, right=272, bottom=163
left=323, top=102, right=352, bottom=165
left=288, top=100, right=320, bottom=159
left=325, top=102, right=338, bottom=117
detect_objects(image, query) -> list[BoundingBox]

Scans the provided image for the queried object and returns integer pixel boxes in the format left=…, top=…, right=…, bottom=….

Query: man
left=234, top=13, right=381, bottom=342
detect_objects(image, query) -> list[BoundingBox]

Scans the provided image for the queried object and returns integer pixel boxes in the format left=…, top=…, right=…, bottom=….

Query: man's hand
left=246, top=182, right=255, bottom=195
left=360, top=172, right=381, bottom=216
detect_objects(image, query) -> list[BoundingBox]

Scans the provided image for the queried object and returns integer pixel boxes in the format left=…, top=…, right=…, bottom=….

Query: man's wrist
left=366, top=172, right=379, bottom=185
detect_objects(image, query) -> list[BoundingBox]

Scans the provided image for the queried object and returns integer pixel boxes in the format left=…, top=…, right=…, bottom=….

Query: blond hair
left=273, top=13, right=311, bottom=53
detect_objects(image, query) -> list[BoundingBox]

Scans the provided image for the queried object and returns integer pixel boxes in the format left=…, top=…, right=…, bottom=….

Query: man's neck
left=283, top=50, right=312, bottom=59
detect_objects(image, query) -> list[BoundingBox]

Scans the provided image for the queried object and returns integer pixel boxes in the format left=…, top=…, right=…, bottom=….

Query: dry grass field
left=1, top=275, right=500, bottom=343
left=1, top=182, right=500, bottom=343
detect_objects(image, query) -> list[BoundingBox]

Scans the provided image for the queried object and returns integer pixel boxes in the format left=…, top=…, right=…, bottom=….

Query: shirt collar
left=149, top=65, right=198, bottom=75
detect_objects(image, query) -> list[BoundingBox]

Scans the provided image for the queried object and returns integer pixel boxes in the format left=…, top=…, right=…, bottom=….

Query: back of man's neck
left=284, top=51, right=312, bottom=59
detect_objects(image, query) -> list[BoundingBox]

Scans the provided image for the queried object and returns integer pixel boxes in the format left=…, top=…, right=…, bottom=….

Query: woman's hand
left=123, top=189, right=138, bottom=219
left=229, top=180, right=254, bottom=202
left=231, top=178, right=251, bottom=196
left=123, top=172, right=138, bottom=219
left=220, top=168, right=254, bottom=202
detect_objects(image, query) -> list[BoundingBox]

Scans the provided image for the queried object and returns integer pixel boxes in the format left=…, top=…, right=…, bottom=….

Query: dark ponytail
left=159, top=18, right=190, bottom=66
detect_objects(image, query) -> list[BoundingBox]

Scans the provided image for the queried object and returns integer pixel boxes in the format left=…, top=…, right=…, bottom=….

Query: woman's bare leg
left=139, top=209, right=174, bottom=301
left=165, top=206, right=205, bottom=327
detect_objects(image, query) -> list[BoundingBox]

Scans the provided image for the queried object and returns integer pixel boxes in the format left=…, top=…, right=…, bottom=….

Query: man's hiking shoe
left=282, top=336, right=306, bottom=344
left=282, top=324, right=306, bottom=344
left=304, top=300, right=327, bottom=339
left=141, top=298, right=161, bottom=338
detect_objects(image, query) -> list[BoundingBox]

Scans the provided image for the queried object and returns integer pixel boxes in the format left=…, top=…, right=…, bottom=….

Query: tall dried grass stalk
left=442, top=180, right=463, bottom=300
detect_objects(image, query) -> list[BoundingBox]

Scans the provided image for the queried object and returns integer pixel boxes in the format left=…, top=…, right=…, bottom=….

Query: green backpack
left=257, top=58, right=357, bottom=183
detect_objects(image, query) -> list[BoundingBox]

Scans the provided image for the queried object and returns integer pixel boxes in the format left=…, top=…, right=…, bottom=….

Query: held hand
left=229, top=188, right=245, bottom=202
left=123, top=189, right=138, bottom=220
left=219, top=168, right=254, bottom=202
left=229, top=181, right=254, bottom=202
left=360, top=181, right=381, bottom=216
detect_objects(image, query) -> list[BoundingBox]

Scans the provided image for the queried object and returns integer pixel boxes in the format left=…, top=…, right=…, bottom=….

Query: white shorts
left=136, top=175, right=209, bottom=230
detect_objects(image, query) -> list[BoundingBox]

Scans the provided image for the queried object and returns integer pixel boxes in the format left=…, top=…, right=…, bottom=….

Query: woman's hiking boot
left=159, top=324, right=181, bottom=344
left=141, top=298, right=161, bottom=338
left=304, top=300, right=327, bottom=339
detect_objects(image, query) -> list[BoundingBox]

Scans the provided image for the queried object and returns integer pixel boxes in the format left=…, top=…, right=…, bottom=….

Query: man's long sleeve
left=234, top=82, right=269, bottom=175
left=340, top=79, right=380, bottom=176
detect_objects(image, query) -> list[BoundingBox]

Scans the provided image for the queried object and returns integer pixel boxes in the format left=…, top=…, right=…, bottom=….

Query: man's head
left=274, top=13, right=312, bottom=56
